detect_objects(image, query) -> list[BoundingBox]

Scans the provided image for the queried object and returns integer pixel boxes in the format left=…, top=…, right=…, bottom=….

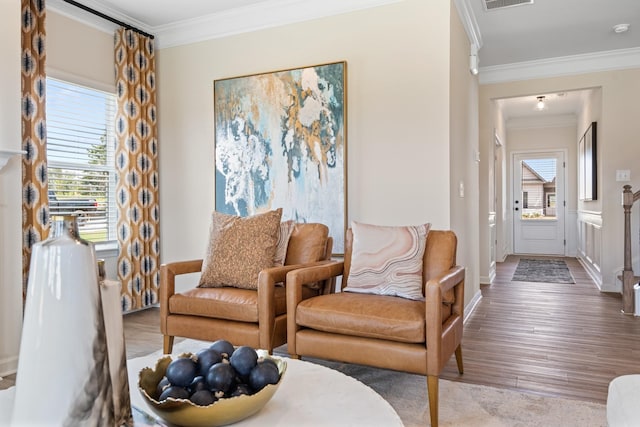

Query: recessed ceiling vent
left=483, top=0, right=534, bottom=11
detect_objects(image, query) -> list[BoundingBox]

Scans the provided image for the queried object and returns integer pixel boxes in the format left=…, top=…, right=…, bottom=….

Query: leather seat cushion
left=296, top=292, right=426, bottom=343
left=171, top=285, right=319, bottom=323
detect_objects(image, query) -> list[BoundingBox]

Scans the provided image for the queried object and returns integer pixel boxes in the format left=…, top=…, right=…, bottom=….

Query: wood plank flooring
left=3, top=254, right=639, bottom=407
left=440, top=255, right=640, bottom=404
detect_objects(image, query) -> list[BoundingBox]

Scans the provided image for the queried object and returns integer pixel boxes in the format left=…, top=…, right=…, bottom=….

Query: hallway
left=441, top=255, right=640, bottom=403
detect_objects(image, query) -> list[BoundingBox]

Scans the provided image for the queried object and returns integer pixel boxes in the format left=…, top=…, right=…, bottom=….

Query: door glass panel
left=520, top=158, right=557, bottom=220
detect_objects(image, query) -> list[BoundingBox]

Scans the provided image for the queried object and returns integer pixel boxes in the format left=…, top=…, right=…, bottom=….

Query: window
left=522, top=191, right=528, bottom=209
left=547, top=193, right=556, bottom=208
left=46, top=78, right=117, bottom=243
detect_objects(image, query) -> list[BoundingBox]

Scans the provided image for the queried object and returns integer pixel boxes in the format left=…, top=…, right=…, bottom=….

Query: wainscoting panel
left=577, top=211, right=602, bottom=288
left=482, top=212, right=497, bottom=285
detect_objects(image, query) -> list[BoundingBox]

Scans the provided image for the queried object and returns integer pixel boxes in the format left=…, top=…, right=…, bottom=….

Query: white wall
left=157, top=0, right=455, bottom=266
left=449, top=1, right=480, bottom=306
left=480, top=68, right=640, bottom=293
left=0, top=0, right=23, bottom=377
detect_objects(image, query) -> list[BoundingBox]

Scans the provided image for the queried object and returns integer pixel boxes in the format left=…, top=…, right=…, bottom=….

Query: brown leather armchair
left=160, top=223, right=333, bottom=354
left=286, top=228, right=464, bottom=427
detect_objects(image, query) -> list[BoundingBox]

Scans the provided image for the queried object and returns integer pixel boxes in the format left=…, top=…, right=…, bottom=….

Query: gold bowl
left=138, top=352, right=286, bottom=427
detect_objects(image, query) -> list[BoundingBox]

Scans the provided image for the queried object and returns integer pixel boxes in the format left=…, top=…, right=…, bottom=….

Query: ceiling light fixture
left=613, top=23, right=630, bottom=34
left=535, top=96, right=546, bottom=111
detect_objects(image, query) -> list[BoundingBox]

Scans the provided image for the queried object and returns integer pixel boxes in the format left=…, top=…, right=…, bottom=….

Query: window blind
left=46, top=77, right=117, bottom=243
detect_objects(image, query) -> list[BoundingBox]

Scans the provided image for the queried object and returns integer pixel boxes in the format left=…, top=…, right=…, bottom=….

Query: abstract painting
left=214, top=61, right=347, bottom=252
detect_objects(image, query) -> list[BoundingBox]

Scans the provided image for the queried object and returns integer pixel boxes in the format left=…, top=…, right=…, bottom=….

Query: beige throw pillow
left=198, top=208, right=282, bottom=289
left=344, top=221, right=430, bottom=300
left=274, top=220, right=296, bottom=266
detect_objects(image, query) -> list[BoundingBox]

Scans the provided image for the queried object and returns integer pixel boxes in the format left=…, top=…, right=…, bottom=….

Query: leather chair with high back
left=286, top=227, right=464, bottom=427
left=160, top=222, right=333, bottom=354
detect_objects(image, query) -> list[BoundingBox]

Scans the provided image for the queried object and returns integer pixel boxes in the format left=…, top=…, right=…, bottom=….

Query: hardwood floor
left=3, top=254, right=638, bottom=407
left=441, top=255, right=640, bottom=404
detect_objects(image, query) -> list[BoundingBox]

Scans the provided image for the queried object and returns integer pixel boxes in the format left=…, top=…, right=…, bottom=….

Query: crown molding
left=47, top=0, right=150, bottom=36
left=453, top=0, right=483, bottom=51
left=479, top=47, right=640, bottom=84
left=155, top=0, right=402, bottom=49
left=48, top=0, right=403, bottom=49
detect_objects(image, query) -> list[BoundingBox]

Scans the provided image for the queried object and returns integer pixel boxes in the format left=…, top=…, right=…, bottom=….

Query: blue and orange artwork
left=214, top=62, right=346, bottom=252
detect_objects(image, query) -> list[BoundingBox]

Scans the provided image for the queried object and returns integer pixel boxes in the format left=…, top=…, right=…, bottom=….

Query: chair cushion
left=199, top=208, right=282, bottom=289
left=296, top=292, right=426, bottom=343
left=274, top=220, right=296, bottom=266
left=285, top=223, right=329, bottom=265
left=171, top=285, right=320, bottom=323
left=343, top=221, right=430, bottom=300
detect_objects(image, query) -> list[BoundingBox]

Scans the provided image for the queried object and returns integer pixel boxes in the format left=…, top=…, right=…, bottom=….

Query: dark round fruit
left=230, top=383, right=252, bottom=397
left=259, top=358, right=279, bottom=374
left=188, top=375, right=208, bottom=395
left=165, top=357, right=198, bottom=387
left=196, top=348, right=223, bottom=376
left=206, top=362, right=236, bottom=393
left=230, top=346, right=258, bottom=377
left=210, top=340, right=235, bottom=358
left=249, top=361, right=280, bottom=392
left=156, top=376, right=171, bottom=398
left=189, top=389, right=217, bottom=406
left=158, top=385, right=190, bottom=401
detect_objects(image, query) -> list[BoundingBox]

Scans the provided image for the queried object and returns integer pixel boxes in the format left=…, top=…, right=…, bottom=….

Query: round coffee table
left=128, top=339, right=403, bottom=426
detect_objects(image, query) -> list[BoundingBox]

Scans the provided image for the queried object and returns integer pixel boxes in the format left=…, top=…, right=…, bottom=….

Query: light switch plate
left=616, top=170, right=631, bottom=182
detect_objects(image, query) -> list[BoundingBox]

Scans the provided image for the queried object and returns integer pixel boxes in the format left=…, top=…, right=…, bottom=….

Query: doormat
left=511, top=258, right=575, bottom=284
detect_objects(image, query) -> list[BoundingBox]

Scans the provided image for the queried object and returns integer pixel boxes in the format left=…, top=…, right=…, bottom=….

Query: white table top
left=1, top=339, right=403, bottom=427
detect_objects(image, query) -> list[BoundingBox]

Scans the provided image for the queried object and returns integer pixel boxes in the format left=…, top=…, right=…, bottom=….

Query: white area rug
left=143, top=339, right=607, bottom=427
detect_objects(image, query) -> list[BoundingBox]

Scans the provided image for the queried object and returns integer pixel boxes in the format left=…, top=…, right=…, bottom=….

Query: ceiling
left=48, top=0, right=639, bottom=120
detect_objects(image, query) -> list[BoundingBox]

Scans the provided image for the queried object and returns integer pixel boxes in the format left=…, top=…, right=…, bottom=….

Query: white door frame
left=510, top=149, right=568, bottom=256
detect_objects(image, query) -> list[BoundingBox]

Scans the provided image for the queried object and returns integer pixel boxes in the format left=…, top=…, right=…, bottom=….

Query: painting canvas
left=579, top=121, right=597, bottom=201
left=214, top=61, right=347, bottom=253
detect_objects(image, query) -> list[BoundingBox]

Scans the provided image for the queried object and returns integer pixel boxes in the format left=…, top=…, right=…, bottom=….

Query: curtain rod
left=62, top=0, right=155, bottom=39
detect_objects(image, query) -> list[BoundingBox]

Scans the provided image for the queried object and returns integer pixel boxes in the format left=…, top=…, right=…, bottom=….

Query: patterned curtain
left=114, top=28, right=160, bottom=311
left=21, top=0, right=48, bottom=301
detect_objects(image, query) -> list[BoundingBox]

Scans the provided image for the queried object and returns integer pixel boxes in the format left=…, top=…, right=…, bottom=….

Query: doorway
left=512, top=151, right=566, bottom=255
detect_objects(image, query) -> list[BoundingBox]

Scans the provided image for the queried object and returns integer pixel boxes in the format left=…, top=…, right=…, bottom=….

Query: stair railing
left=622, top=185, right=640, bottom=314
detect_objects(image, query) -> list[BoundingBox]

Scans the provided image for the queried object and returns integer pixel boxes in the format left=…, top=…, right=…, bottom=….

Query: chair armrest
left=257, top=260, right=337, bottom=350
left=159, top=259, right=204, bottom=325
left=285, top=261, right=344, bottom=353
left=424, top=265, right=465, bottom=374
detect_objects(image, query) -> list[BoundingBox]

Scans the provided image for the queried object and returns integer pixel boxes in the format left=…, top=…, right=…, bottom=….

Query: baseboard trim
left=577, top=255, right=603, bottom=290
left=0, top=355, right=18, bottom=378
left=480, top=270, right=496, bottom=285
left=464, top=289, right=483, bottom=324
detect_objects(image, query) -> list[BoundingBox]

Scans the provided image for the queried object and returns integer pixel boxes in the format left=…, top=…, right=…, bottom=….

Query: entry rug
left=512, top=258, right=575, bottom=284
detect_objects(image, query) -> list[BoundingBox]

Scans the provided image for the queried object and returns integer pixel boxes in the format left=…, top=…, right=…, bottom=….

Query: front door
left=513, top=151, right=565, bottom=255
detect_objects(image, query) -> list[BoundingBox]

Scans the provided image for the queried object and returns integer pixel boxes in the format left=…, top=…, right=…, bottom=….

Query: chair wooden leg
left=455, top=344, right=464, bottom=374
left=163, top=335, right=174, bottom=354
left=427, top=375, right=439, bottom=427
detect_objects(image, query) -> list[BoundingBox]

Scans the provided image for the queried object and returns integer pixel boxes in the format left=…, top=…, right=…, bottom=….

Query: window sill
left=95, top=240, right=118, bottom=258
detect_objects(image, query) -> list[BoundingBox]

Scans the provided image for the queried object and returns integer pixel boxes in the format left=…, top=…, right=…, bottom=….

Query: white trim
left=156, top=0, right=402, bottom=49
left=0, top=149, right=24, bottom=171
left=453, top=0, right=483, bottom=51
left=464, top=290, right=483, bottom=323
left=479, top=47, right=640, bottom=84
left=48, top=0, right=403, bottom=50
left=0, top=355, right=18, bottom=378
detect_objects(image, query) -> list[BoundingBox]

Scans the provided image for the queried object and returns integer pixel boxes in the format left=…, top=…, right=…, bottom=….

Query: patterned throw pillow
left=274, top=220, right=296, bottom=266
left=344, top=221, right=430, bottom=300
left=198, top=208, right=282, bottom=289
